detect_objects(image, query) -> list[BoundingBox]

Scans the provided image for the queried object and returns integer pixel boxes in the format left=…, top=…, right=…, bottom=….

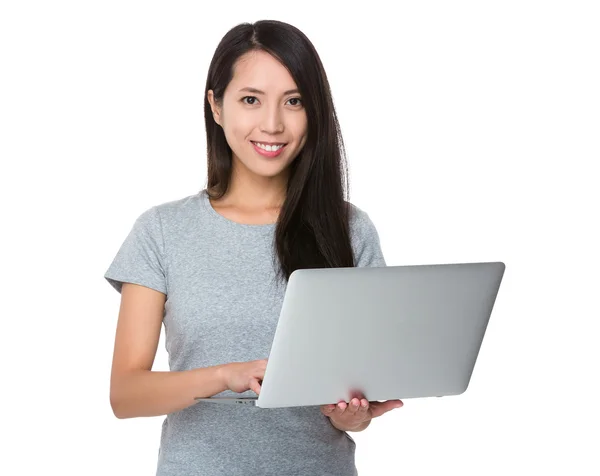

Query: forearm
left=329, top=417, right=372, bottom=433
left=110, top=366, right=227, bottom=419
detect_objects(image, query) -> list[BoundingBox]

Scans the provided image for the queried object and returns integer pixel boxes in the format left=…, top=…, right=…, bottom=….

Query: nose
left=260, top=104, right=284, bottom=134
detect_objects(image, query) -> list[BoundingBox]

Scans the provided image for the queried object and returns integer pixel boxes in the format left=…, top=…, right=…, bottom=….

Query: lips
left=251, top=141, right=287, bottom=158
left=251, top=141, right=287, bottom=147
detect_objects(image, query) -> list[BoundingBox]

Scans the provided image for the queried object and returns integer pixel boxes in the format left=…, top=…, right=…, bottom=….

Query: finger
left=370, top=399, right=402, bottom=409
left=321, top=404, right=335, bottom=415
left=358, top=398, right=369, bottom=414
left=249, top=378, right=261, bottom=395
left=348, top=390, right=367, bottom=401
left=347, top=398, right=361, bottom=415
left=369, top=400, right=403, bottom=418
left=335, top=401, right=348, bottom=415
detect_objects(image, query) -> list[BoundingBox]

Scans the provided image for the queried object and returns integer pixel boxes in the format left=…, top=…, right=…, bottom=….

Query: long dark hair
left=203, top=20, right=355, bottom=284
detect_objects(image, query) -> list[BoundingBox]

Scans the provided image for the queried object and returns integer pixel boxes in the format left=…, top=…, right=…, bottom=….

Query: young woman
left=105, top=19, right=403, bottom=476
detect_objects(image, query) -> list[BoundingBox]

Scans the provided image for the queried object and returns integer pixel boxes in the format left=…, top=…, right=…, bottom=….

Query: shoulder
left=135, top=192, right=204, bottom=228
left=345, top=200, right=386, bottom=267
left=118, top=193, right=203, bottom=253
left=153, top=192, right=203, bottom=219
left=346, top=200, right=380, bottom=237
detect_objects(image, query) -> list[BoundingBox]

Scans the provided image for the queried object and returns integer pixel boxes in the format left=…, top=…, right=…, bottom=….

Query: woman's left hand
left=320, top=397, right=403, bottom=431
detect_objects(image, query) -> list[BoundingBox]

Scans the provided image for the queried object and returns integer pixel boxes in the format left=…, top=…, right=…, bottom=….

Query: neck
left=219, top=160, right=289, bottom=210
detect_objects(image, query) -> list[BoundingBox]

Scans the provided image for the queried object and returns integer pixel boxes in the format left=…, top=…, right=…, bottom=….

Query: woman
left=105, top=19, right=403, bottom=476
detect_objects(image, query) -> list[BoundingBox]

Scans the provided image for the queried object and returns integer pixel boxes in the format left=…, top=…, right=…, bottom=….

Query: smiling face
left=207, top=50, right=308, bottom=182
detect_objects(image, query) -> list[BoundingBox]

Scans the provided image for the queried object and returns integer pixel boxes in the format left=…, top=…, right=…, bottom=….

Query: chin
left=234, top=152, right=293, bottom=178
left=256, top=169, right=289, bottom=178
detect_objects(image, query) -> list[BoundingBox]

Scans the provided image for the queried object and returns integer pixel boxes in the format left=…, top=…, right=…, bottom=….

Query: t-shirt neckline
left=200, top=189, right=277, bottom=230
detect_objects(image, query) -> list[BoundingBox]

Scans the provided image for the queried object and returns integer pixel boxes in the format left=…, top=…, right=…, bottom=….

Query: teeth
left=254, top=142, right=284, bottom=152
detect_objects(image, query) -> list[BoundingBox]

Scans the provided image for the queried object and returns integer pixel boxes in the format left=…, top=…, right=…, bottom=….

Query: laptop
left=194, top=261, right=505, bottom=408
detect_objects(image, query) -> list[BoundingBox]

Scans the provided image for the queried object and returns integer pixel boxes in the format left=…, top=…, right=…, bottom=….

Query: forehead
left=229, top=50, right=298, bottom=93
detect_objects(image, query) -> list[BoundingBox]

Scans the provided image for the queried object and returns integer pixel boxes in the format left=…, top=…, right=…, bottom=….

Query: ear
left=207, top=90, right=222, bottom=126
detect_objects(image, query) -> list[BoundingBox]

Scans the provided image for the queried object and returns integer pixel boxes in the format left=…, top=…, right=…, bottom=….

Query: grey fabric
left=104, top=189, right=386, bottom=476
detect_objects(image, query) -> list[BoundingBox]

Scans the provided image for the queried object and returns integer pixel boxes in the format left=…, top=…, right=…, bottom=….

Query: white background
left=2, top=1, right=599, bottom=475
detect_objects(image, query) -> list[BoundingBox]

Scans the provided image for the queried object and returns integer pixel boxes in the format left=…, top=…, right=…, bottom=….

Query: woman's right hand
left=219, top=359, right=268, bottom=394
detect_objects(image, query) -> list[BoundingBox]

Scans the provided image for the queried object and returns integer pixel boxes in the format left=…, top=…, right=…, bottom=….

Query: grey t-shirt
left=104, top=189, right=386, bottom=476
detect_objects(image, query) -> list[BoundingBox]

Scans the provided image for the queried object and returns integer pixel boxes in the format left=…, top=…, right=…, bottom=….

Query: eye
left=241, top=96, right=258, bottom=105
left=240, top=96, right=303, bottom=107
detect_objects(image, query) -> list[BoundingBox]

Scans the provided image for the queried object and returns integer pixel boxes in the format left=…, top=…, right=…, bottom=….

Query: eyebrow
left=238, top=87, right=300, bottom=96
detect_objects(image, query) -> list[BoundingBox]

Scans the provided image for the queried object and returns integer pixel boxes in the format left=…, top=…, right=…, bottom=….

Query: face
left=207, top=50, right=308, bottom=181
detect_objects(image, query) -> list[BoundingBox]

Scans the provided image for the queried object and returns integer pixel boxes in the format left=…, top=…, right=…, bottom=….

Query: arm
left=109, top=283, right=228, bottom=419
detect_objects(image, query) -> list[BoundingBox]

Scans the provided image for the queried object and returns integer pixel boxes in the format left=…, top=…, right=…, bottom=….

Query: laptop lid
left=251, top=261, right=505, bottom=408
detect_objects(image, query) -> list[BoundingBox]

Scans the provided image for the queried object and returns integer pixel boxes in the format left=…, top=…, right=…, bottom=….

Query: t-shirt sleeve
left=350, top=206, right=387, bottom=268
left=104, top=206, right=168, bottom=295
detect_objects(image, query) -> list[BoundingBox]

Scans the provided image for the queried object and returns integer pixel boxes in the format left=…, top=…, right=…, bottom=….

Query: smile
left=251, top=141, right=287, bottom=158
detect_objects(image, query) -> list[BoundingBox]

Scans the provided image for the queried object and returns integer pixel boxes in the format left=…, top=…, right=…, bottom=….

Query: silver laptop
left=195, top=261, right=505, bottom=408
